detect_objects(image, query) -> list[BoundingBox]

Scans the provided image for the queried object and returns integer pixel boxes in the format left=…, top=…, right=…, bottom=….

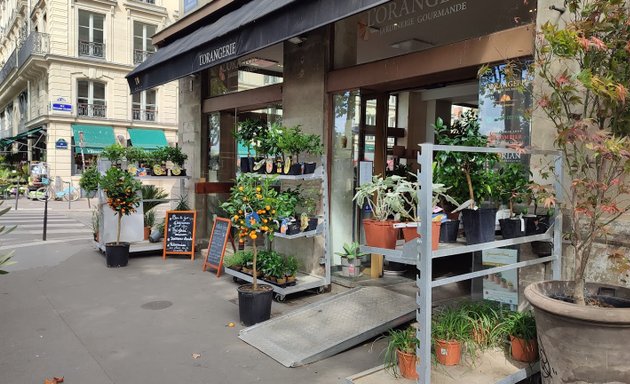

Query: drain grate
left=141, top=300, right=173, bottom=310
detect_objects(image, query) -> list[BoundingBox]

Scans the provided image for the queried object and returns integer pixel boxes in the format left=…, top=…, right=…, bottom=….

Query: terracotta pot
left=396, top=349, right=418, bottom=380
left=434, top=339, right=462, bottom=366
left=525, top=281, right=630, bottom=384
left=144, top=227, right=150, bottom=240
left=402, top=226, right=419, bottom=242
left=510, top=336, right=538, bottom=363
left=363, top=219, right=399, bottom=249
left=401, top=222, right=441, bottom=251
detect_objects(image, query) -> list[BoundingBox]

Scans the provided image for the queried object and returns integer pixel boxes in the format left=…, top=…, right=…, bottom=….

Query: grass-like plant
left=383, top=326, right=418, bottom=378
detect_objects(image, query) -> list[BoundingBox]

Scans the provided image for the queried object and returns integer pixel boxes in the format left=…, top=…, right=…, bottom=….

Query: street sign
left=51, top=97, right=72, bottom=112
left=55, top=138, right=68, bottom=149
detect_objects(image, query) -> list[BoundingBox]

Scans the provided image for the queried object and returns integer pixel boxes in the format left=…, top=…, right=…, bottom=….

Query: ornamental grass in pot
left=221, top=174, right=280, bottom=326
left=431, top=305, right=472, bottom=366
left=384, top=325, right=419, bottom=380
left=520, top=2, right=630, bottom=382
left=100, top=167, right=142, bottom=267
left=497, top=310, right=538, bottom=363
left=353, top=175, right=404, bottom=249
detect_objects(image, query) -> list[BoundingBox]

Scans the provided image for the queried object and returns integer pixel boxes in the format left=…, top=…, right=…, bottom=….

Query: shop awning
left=128, top=128, right=168, bottom=150
left=71, top=124, right=116, bottom=154
left=0, top=126, right=44, bottom=147
left=126, top=0, right=388, bottom=93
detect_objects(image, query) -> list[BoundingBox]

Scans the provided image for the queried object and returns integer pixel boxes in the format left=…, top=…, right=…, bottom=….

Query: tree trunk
left=252, top=241, right=258, bottom=290
left=574, top=277, right=586, bottom=306
left=464, top=169, right=475, bottom=209
left=116, top=214, right=122, bottom=245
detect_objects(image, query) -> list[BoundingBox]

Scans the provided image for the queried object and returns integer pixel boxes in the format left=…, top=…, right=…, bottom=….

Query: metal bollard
left=14, top=178, right=19, bottom=210
left=43, top=191, right=48, bottom=241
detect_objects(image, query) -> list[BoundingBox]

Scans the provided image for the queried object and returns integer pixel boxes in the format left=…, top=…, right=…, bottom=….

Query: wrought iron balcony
left=133, top=49, right=154, bottom=64
left=77, top=103, right=107, bottom=118
left=17, top=32, right=50, bottom=67
left=132, top=108, right=156, bottom=121
left=78, top=40, right=105, bottom=58
left=135, top=0, right=156, bottom=4
left=0, top=49, right=17, bottom=86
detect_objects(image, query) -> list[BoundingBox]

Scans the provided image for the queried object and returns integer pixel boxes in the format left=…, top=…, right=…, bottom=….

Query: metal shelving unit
left=413, top=144, right=563, bottom=384
left=224, top=161, right=330, bottom=301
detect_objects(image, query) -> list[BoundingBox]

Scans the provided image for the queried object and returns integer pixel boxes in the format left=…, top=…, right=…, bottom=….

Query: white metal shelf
left=274, top=226, right=323, bottom=239
left=224, top=268, right=327, bottom=298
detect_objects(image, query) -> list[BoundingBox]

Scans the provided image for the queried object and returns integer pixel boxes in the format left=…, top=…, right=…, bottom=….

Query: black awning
left=126, top=0, right=388, bottom=93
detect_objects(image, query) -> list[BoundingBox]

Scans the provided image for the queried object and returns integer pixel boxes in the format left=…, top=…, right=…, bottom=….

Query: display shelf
left=136, top=175, right=191, bottom=180
left=224, top=268, right=327, bottom=299
left=94, top=240, right=163, bottom=253
left=274, top=226, right=323, bottom=239
left=240, top=168, right=323, bottom=181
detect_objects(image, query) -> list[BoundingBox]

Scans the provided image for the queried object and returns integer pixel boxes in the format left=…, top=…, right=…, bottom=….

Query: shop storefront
left=127, top=0, right=539, bottom=278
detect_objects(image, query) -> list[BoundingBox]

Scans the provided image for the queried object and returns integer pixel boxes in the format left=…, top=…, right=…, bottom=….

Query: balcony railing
left=0, top=49, right=17, bottom=86
left=135, top=0, right=156, bottom=4
left=78, top=40, right=105, bottom=58
left=17, top=32, right=50, bottom=67
left=133, top=49, right=154, bottom=64
left=77, top=103, right=107, bottom=118
left=132, top=108, right=156, bottom=121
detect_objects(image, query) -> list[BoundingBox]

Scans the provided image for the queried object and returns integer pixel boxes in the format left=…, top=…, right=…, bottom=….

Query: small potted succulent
left=100, top=167, right=142, bottom=267
left=334, top=242, right=367, bottom=277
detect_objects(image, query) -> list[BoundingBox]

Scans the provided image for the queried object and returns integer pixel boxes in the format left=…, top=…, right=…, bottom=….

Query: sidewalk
left=0, top=240, right=387, bottom=384
left=6, top=196, right=95, bottom=212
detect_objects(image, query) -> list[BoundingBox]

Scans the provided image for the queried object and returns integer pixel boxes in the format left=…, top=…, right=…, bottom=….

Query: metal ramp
left=238, top=286, right=417, bottom=367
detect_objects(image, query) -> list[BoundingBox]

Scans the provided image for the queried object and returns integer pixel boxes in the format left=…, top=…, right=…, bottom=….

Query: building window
left=133, top=22, right=156, bottom=64
left=77, top=80, right=106, bottom=118
left=78, top=10, right=105, bottom=58
left=132, top=90, right=156, bottom=121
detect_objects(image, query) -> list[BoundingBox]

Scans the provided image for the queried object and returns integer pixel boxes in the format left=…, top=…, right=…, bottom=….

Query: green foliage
left=235, top=119, right=264, bottom=156
left=284, top=255, right=298, bottom=276
left=141, top=185, right=168, bottom=213
left=143, top=209, right=156, bottom=228
left=79, top=166, right=100, bottom=194
left=497, top=310, right=536, bottom=341
left=100, top=168, right=142, bottom=244
left=256, top=123, right=280, bottom=158
left=384, top=326, right=418, bottom=378
left=101, top=144, right=126, bottom=165
left=353, top=175, right=405, bottom=221
left=224, top=250, right=251, bottom=268
left=495, top=162, right=531, bottom=211
left=152, top=146, right=169, bottom=164
left=277, top=125, right=307, bottom=159
left=334, top=242, right=368, bottom=260
left=276, top=188, right=300, bottom=219
left=460, top=300, right=504, bottom=350
left=175, top=195, right=191, bottom=211
left=163, top=146, right=188, bottom=166
left=432, top=305, right=472, bottom=343
left=260, top=250, right=285, bottom=278
left=125, top=147, right=149, bottom=164
left=0, top=200, right=16, bottom=274
left=433, top=111, right=499, bottom=208
left=91, top=208, right=100, bottom=234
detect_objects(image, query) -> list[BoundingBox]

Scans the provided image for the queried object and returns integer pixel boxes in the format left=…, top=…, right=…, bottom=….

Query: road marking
left=11, top=223, right=87, bottom=228
left=0, top=237, right=93, bottom=250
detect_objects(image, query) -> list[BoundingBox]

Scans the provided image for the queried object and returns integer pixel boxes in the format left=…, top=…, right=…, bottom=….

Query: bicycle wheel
left=36, top=186, right=52, bottom=201
left=64, top=188, right=80, bottom=201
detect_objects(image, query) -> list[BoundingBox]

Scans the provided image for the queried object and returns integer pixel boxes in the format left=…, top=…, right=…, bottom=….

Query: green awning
left=71, top=124, right=116, bottom=154
left=0, top=127, right=44, bottom=147
left=128, top=128, right=167, bottom=150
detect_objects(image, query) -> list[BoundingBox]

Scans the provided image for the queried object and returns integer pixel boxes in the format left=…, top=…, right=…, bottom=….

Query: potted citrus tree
left=221, top=174, right=280, bottom=325
left=521, top=1, right=630, bottom=382
left=235, top=119, right=263, bottom=173
left=100, top=167, right=142, bottom=267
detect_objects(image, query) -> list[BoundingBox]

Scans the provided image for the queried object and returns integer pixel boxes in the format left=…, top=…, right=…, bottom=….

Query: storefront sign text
left=197, top=42, right=237, bottom=68
left=366, top=0, right=467, bottom=36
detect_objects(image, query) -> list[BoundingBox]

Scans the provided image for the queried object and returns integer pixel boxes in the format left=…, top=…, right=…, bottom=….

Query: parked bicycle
left=35, top=177, right=80, bottom=201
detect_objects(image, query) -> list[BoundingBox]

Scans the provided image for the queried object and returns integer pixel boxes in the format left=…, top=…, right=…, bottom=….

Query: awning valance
left=126, top=0, right=388, bottom=93
left=71, top=124, right=116, bottom=154
left=128, top=128, right=168, bottom=150
left=0, top=126, right=44, bottom=147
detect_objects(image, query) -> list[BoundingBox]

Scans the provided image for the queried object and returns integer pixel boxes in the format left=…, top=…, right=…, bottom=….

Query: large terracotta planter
left=401, top=221, right=441, bottom=251
left=510, top=336, right=538, bottom=363
left=434, top=339, right=462, bottom=366
left=396, top=349, right=418, bottom=379
left=524, top=281, right=630, bottom=384
left=363, top=219, right=399, bottom=249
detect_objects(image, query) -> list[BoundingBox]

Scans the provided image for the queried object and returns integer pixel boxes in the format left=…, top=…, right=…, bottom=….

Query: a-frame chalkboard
left=163, top=211, right=197, bottom=260
left=203, top=217, right=234, bottom=276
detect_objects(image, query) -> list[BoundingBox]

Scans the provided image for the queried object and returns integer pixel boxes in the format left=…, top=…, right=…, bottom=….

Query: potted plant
left=151, top=146, right=169, bottom=176
left=296, top=189, right=319, bottom=232
left=100, top=167, right=142, bottom=267
left=432, top=305, right=472, bottom=366
left=497, top=310, right=538, bottom=363
left=277, top=125, right=307, bottom=175
left=496, top=162, right=531, bottom=239
left=383, top=325, right=418, bottom=379
left=91, top=208, right=100, bottom=242
left=221, top=174, right=280, bottom=326
left=521, top=2, right=630, bottom=382
left=79, top=165, right=100, bottom=206
left=254, top=123, right=281, bottom=174
left=101, top=144, right=127, bottom=168
left=124, top=147, right=147, bottom=175
left=164, top=146, right=188, bottom=176
left=353, top=175, right=404, bottom=249
left=302, top=133, right=323, bottom=174
left=141, top=185, right=167, bottom=240
left=434, top=111, right=499, bottom=244
left=461, top=300, right=503, bottom=351
left=334, top=242, right=367, bottom=277
left=235, top=119, right=263, bottom=173
left=284, top=255, right=298, bottom=284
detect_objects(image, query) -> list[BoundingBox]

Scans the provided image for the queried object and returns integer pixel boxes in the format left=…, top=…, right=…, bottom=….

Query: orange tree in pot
left=521, top=1, right=630, bottom=382
left=352, top=175, right=404, bottom=249
left=100, top=167, right=142, bottom=268
left=221, top=174, right=280, bottom=326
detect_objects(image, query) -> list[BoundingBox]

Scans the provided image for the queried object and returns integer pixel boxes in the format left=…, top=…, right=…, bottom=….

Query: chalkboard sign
left=203, top=217, right=232, bottom=276
left=163, top=211, right=197, bottom=260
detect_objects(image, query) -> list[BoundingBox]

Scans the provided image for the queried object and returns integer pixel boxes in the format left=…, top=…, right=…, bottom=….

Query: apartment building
left=0, top=0, right=179, bottom=180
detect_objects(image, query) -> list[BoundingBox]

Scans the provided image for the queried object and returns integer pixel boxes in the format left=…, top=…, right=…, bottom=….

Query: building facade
left=0, top=0, right=180, bottom=182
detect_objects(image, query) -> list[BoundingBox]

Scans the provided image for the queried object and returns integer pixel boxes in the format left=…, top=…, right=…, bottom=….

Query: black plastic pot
left=237, top=284, right=274, bottom=326
left=439, top=220, right=459, bottom=243
left=303, top=162, right=317, bottom=174
left=524, top=215, right=552, bottom=256
left=286, top=223, right=301, bottom=235
left=461, top=208, right=497, bottom=245
left=307, top=217, right=318, bottom=231
left=105, top=242, right=130, bottom=267
left=499, top=218, right=525, bottom=239
left=240, top=157, right=254, bottom=173
left=286, top=163, right=302, bottom=175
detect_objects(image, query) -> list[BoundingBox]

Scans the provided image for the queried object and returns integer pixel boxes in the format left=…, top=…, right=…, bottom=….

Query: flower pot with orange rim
left=144, top=226, right=151, bottom=240
left=510, top=336, right=538, bottom=363
left=363, top=219, right=399, bottom=249
left=396, top=349, right=418, bottom=379
left=401, top=221, right=441, bottom=250
left=434, top=339, right=462, bottom=366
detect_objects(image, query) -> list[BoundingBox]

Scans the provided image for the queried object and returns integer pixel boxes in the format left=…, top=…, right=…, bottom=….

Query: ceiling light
left=390, top=38, right=433, bottom=50
left=288, top=36, right=307, bottom=45
left=241, top=57, right=279, bottom=68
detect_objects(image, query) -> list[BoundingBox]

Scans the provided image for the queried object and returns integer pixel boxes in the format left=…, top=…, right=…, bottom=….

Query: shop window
left=72, top=139, right=97, bottom=175
left=133, top=21, right=156, bottom=64
left=78, top=10, right=105, bottom=58
left=77, top=80, right=106, bottom=118
left=132, top=90, right=156, bottom=121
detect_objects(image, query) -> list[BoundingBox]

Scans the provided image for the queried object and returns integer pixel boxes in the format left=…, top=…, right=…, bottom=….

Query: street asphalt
left=0, top=197, right=387, bottom=384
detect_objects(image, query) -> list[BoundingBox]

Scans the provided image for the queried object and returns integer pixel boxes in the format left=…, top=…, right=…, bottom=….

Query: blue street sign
left=52, top=103, right=72, bottom=112
left=55, top=138, right=68, bottom=149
